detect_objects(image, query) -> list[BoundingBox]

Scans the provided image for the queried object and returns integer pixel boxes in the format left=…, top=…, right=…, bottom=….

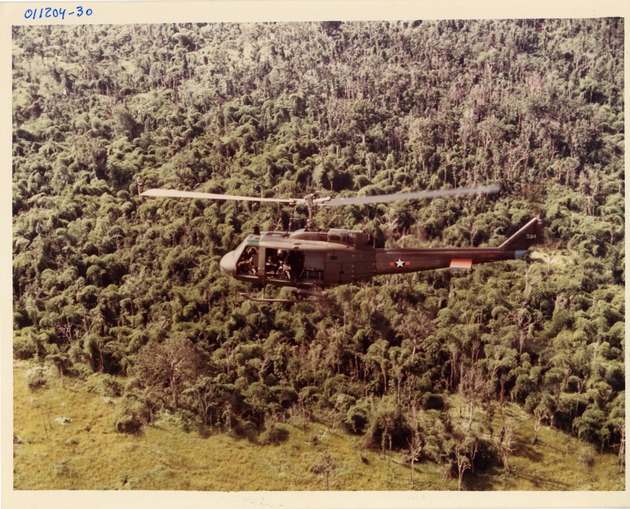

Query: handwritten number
left=24, top=5, right=93, bottom=20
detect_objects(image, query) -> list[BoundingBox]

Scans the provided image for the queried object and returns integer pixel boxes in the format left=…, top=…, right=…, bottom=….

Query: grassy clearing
left=12, top=361, right=624, bottom=491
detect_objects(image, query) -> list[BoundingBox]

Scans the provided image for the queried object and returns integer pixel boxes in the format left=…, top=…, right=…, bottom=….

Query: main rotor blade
left=142, top=184, right=499, bottom=207
left=319, top=184, right=501, bottom=206
left=141, top=188, right=302, bottom=205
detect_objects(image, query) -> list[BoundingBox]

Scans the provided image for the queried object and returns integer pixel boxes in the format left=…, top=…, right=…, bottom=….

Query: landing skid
left=240, top=288, right=329, bottom=304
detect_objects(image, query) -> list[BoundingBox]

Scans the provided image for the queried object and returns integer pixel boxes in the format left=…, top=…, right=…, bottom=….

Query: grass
left=12, top=361, right=625, bottom=491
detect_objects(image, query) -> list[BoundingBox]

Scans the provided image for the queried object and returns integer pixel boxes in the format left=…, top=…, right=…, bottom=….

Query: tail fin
left=499, top=217, right=544, bottom=251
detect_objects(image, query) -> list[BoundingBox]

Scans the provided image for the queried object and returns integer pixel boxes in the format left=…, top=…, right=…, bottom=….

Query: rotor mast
left=303, top=192, right=326, bottom=229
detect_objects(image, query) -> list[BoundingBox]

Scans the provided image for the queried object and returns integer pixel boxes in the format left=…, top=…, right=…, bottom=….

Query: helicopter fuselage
left=219, top=217, right=543, bottom=289
left=141, top=186, right=542, bottom=298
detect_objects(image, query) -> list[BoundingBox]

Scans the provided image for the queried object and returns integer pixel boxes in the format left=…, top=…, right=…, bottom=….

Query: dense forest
left=12, top=19, right=624, bottom=488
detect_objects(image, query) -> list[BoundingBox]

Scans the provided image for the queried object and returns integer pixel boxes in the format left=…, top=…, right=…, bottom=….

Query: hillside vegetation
left=13, top=361, right=623, bottom=490
left=12, top=19, right=624, bottom=490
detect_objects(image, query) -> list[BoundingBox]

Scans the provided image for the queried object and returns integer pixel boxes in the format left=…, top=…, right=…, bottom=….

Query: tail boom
left=373, top=217, right=544, bottom=276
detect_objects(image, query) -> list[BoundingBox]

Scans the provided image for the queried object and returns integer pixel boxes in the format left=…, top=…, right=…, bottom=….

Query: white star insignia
left=395, top=259, right=405, bottom=268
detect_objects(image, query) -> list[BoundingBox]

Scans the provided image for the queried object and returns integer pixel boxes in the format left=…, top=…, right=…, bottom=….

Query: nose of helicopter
left=220, top=251, right=237, bottom=276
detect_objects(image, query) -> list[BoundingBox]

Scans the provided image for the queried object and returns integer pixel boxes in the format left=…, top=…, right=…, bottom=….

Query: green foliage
left=344, top=400, right=370, bottom=434
left=86, top=373, right=124, bottom=397
left=114, top=397, right=151, bottom=434
left=363, top=397, right=413, bottom=451
left=259, top=421, right=290, bottom=445
left=13, top=329, right=41, bottom=360
left=25, top=365, right=48, bottom=391
left=12, top=19, right=624, bottom=482
left=13, top=361, right=624, bottom=490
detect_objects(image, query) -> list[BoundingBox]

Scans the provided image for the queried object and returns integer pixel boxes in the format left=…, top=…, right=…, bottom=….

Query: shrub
left=421, top=391, right=445, bottom=410
left=322, top=374, right=349, bottom=400
left=53, top=460, right=76, bottom=478
left=115, top=413, right=143, bottom=434
left=271, top=385, right=298, bottom=409
left=579, top=453, right=595, bottom=468
left=87, top=373, right=124, bottom=397
left=363, top=398, right=412, bottom=451
left=229, top=417, right=258, bottom=440
left=345, top=401, right=370, bottom=434
left=26, top=366, right=48, bottom=390
left=71, top=363, right=94, bottom=381
left=259, top=422, right=290, bottom=445
left=114, top=398, right=151, bottom=434
left=153, top=408, right=198, bottom=433
left=332, top=393, right=356, bottom=414
left=13, top=335, right=38, bottom=360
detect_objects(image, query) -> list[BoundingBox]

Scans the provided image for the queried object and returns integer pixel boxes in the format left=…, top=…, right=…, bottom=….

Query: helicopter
left=141, top=185, right=544, bottom=302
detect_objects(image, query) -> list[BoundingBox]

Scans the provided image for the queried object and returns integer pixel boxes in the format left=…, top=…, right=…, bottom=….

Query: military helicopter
left=141, top=185, right=544, bottom=302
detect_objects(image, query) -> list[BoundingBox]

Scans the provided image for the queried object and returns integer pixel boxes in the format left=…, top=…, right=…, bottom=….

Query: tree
left=496, top=421, right=516, bottom=473
left=311, top=452, right=336, bottom=490
left=406, top=427, right=424, bottom=489
left=11, top=21, right=625, bottom=485
left=134, top=335, right=204, bottom=408
left=455, top=441, right=471, bottom=491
